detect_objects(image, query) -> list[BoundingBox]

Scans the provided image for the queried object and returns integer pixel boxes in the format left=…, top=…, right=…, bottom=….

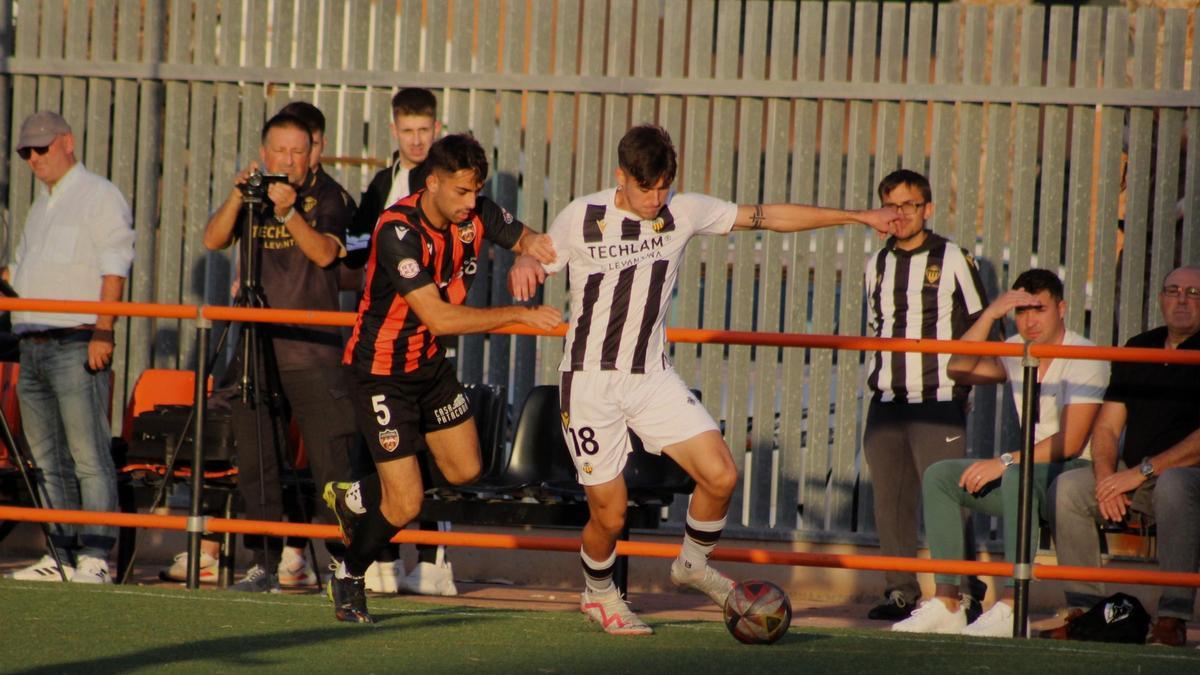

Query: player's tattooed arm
left=748, top=205, right=766, bottom=230
left=733, top=204, right=900, bottom=234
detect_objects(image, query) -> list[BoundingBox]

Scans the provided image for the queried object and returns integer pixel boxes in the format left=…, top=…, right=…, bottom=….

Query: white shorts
left=558, top=369, right=719, bottom=486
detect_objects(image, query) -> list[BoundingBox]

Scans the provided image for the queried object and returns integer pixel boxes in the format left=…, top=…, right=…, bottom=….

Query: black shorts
left=347, top=359, right=472, bottom=463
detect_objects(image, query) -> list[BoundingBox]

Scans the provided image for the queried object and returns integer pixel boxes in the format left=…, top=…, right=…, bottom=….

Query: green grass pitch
left=1, top=581, right=1198, bottom=674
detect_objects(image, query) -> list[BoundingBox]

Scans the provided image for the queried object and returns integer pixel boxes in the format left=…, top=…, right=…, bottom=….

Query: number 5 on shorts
left=371, top=394, right=391, bottom=425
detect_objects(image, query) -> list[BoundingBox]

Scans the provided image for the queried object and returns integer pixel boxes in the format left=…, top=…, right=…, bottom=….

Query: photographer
left=202, top=111, right=358, bottom=592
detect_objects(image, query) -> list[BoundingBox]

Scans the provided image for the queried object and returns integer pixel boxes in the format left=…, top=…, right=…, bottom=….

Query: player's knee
left=380, top=491, right=422, bottom=527
left=442, top=461, right=481, bottom=486
left=592, top=507, right=627, bottom=536
left=700, top=464, right=739, bottom=498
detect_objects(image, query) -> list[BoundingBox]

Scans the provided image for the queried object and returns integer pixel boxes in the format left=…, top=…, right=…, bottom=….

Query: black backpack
left=1065, top=593, right=1152, bottom=644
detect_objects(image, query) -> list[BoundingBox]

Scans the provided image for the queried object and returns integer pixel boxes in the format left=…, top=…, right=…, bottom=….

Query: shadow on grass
left=19, top=611, right=504, bottom=674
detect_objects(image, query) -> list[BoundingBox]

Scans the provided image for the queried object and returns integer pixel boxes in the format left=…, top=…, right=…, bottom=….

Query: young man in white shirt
left=892, top=269, right=1108, bottom=637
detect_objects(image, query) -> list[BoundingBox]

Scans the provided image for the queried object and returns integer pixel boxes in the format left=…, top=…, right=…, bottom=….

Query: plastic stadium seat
left=470, top=385, right=564, bottom=494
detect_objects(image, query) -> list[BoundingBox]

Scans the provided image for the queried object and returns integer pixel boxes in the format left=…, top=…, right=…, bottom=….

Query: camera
left=238, top=169, right=289, bottom=203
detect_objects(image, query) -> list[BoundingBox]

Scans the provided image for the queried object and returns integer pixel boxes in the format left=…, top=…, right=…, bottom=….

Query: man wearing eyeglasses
left=1046, top=265, right=1200, bottom=646
left=1, top=111, right=135, bottom=584
left=862, top=169, right=990, bottom=622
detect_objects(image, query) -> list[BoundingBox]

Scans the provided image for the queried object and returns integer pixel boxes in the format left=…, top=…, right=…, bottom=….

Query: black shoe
left=328, top=573, right=374, bottom=624
left=323, top=482, right=361, bottom=546
left=229, top=564, right=281, bottom=593
left=867, top=591, right=917, bottom=621
left=961, top=595, right=983, bottom=625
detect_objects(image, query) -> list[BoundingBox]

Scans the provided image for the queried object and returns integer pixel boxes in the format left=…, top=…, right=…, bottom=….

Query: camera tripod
left=0, top=397, right=71, bottom=581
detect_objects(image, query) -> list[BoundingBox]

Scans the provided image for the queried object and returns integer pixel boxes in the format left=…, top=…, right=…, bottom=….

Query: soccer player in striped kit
left=861, top=169, right=990, bottom=622
left=510, top=125, right=900, bottom=635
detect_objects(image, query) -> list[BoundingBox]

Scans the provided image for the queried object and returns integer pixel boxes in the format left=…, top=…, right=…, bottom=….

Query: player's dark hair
left=260, top=112, right=313, bottom=146
left=1012, top=268, right=1064, bottom=302
left=877, top=169, right=933, bottom=203
left=617, top=125, right=677, bottom=188
left=425, top=133, right=489, bottom=184
left=392, top=88, right=438, bottom=119
left=278, top=100, right=326, bottom=136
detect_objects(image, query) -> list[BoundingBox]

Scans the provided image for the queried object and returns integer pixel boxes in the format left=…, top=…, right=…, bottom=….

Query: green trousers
left=923, top=457, right=1091, bottom=587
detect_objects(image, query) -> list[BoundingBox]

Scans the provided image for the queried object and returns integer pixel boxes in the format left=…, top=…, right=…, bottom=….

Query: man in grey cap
left=1, top=110, right=135, bottom=584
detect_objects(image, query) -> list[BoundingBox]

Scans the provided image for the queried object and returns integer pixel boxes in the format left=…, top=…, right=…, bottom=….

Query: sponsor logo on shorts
left=434, top=393, right=469, bottom=425
left=583, top=462, right=593, bottom=475
left=378, top=428, right=400, bottom=453
left=398, top=258, right=421, bottom=278
left=458, top=222, right=476, bottom=244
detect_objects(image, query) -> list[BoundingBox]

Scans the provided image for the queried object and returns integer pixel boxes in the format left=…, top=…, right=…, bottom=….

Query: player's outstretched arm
left=508, top=253, right=550, bottom=302
left=730, top=204, right=901, bottom=235
left=404, top=284, right=562, bottom=336
left=511, top=228, right=557, bottom=265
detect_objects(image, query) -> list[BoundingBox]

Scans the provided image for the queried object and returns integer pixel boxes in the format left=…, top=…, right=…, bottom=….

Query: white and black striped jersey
left=543, top=188, right=738, bottom=374
left=864, top=232, right=987, bottom=403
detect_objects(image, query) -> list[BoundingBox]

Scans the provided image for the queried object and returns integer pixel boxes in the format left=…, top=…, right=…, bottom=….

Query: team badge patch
left=378, top=429, right=400, bottom=453
left=652, top=217, right=666, bottom=232
left=924, top=264, right=941, bottom=286
left=583, top=463, right=594, bottom=475
left=458, top=222, right=476, bottom=244
left=398, top=258, right=421, bottom=279
left=303, top=196, right=317, bottom=213
left=501, top=207, right=514, bottom=224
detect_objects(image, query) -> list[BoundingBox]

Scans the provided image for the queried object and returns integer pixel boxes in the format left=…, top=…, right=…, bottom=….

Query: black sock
left=345, top=509, right=402, bottom=577
left=416, top=521, right=449, bottom=565
left=358, top=473, right=382, bottom=509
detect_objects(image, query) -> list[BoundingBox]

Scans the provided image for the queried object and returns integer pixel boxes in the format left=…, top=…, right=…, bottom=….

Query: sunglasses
left=17, top=145, right=52, bottom=160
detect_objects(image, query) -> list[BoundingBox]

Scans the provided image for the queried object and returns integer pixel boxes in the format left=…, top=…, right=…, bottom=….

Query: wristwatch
left=1139, top=458, right=1155, bottom=478
left=999, top=452, right=1015, bottom=467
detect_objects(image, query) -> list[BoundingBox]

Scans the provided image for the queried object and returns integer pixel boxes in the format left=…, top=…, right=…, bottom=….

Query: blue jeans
left=18, top=336, right=117, bottom=560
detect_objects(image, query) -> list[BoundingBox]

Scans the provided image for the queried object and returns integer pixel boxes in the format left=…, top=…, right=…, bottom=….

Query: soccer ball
left=723, top=580, right=792, bottom=645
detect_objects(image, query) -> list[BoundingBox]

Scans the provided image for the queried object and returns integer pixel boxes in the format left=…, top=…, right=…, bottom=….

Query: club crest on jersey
left=458, top=222, right=476, bottom=244
left=303, top=196, right=318, bottom=213
left=651, top=217, right=666, bottom=232
left=398, top=258, right=421, bottom=279
left=924, top=264, right=941, bottom=286
left=378, top=429, right=400, bottom=453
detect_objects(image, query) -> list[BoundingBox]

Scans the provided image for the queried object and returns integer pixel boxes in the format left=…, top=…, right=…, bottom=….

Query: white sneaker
left=159, top=551, right=218, bottom=583
left=961, top=601, right=1026, bottom=638
left=669, top=558, right=735, bottom=609
left=580, top=587, right=653, bottom=635
left=892, top=598, right=967, bottom=634
left=401, top=561, right=458, bottom=596
left=8, top=555, right=74, bottom=581
left=364, top=560, right=403, bottom=593
left=72, top=555, right=113, bottom=584
left=277, top=547, right=317, bottom=587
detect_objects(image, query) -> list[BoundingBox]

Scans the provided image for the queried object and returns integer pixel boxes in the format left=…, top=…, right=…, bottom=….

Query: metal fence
left=2, top=0, right=1198, bottom=542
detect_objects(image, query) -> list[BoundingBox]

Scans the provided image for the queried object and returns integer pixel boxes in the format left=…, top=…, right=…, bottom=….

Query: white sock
left=345, top=482, right=366, bottom=515
left=580, top=548, right=617, bottom=595
left=678, top=511, right=726, bottom=572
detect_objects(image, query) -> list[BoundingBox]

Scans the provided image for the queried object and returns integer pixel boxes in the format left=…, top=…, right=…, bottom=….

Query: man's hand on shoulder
left=509, top=254, right=548, bottom=302
left=517, top=305, right=563, bottom=332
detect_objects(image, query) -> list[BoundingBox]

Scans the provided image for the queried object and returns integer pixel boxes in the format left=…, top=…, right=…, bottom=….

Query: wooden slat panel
left=456, top=0, right=490, bottom=385
left=61, top=1, right=89, bottom=142
left=779, top=1, right=822, bottom=531
left=398, top=0, right=421, bottom=72
left=927, top=4, right=959, bottom=239
left=539, top=0, right=582, bottom=385
left=151, top=0, right=192, bottom=369
left=271, top=0, right=295, bottom=69
left=1038, top=7, right=1073, bottom=273
left=317, top=0, right=346, bottom=187
left=1149, top=10, right=1187, bottom=292
left=804, top=2, right=849, bottom=531
left=670, top=0, right=714, bottom=391
left=573, top=0, right=606, bottom=196
left=600, top=0, right=634, bottom=182
left=756, top=0, right=797, bottom=531
left=0, top=2, right=11, bottom=200
left=1009, top=6, right=1044, bottom=277
left=953, top=6, right=986, bottom=250
left=85, top=0, right=116, bottom=186
left=1064, top=8, right=1102, bottom=337
left=9, top=0, right=41, bottom=233
left=1120, top=7, right=1155, bottom=342
left=727, top=0, right=767, bottom=527
left=630, top=0, right=662, bottom=125
left=901, top=3, right=933, bottom=174
left=1092, top=11, right=1127, bottom=349
left=341, top=0, right=370, bottom=198
left=828, top=2, right=877, bottom=533
left=982, top=6, right=1015, bottom=292
left=366, top=0, right=397, bottom=168
left=36, top=0, right=64, bottom=110
left=207, top=1, right=242, bottom=332
left=521, top=1, right=553, bottom=390
left=1184, top=12, right=1200, bottom=266
left=444, top=0, right=472, bottom=135
left=657, top=0, right=687, bottom=137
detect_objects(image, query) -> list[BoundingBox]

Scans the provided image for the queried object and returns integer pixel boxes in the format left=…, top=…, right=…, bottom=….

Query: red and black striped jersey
left=343, top=190, right=524, bottom=376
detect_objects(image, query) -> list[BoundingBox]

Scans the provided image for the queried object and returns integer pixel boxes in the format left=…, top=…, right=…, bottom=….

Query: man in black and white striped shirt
left=862, top=169, right=990, bottom=621
left=511, top=125, right=900, bottom=635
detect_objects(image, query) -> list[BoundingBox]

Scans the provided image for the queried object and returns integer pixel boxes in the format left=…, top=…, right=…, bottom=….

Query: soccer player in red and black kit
left=323, top=134, right=560, bottom=623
